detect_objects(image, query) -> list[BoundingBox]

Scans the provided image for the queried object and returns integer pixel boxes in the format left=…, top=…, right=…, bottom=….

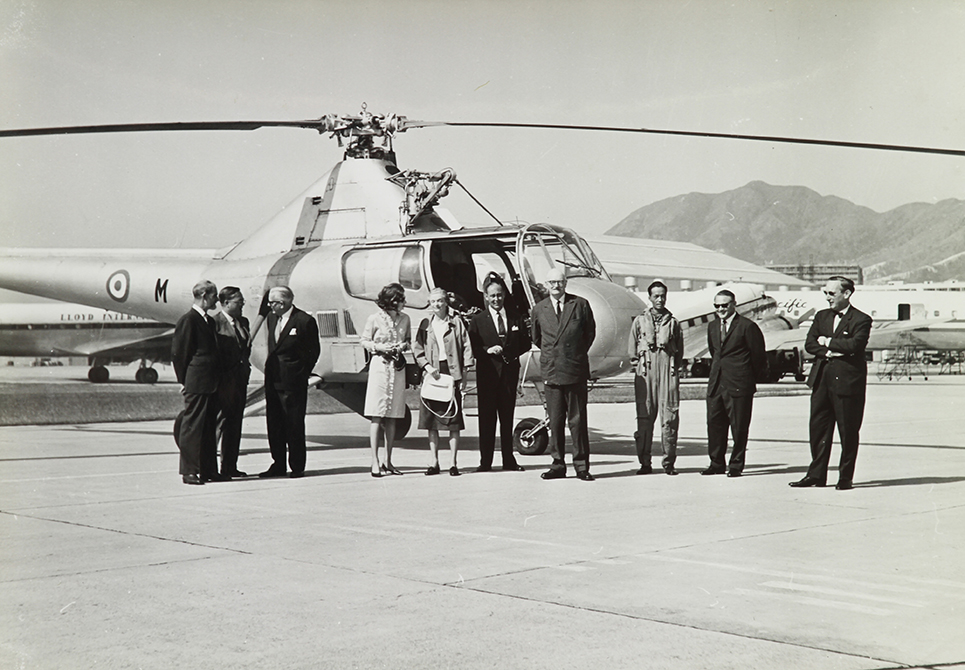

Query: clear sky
left=2, top=0, right=964, bottom=256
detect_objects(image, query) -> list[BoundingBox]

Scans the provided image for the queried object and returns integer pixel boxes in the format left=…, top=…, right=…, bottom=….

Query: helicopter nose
left=566, top=277, right=646, bottom=379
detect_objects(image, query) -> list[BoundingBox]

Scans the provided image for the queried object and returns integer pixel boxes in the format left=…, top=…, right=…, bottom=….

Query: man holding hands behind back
left=790, top=276, right=872, bottom=490
left=213, top=286, right=251, bottom=478
left=172, top=280, right=221, bottom=485
left=259, top=286, right=320, bottom=479
left=531, top=267, right=596, bottom=481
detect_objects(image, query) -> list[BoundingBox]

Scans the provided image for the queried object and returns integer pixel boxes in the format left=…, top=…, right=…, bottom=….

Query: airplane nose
left=566, top=277, right=647, bottom=379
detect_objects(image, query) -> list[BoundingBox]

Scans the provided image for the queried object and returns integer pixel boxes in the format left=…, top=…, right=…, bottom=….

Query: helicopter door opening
left=426, top=237, right=529, bottom=316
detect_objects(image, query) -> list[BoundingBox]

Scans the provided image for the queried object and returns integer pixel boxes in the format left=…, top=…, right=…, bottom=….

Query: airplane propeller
left=2, top=109, right=964, bottom=158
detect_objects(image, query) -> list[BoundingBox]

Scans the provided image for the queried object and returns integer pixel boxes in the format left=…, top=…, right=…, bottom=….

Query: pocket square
left=511, top=325, right=519, bottom=331
left=290, top=328, right=297, bottom=335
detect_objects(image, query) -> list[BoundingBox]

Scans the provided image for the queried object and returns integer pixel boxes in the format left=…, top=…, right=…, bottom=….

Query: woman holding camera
left=361, top=283, right=411, bottom=477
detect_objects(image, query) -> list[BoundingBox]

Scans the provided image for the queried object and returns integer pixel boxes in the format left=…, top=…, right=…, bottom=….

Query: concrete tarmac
left=2, top=377, right=964, bottom=669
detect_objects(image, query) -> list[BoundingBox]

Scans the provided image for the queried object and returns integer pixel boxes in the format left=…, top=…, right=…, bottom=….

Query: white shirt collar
left=192, top=304, right=208, bottom=318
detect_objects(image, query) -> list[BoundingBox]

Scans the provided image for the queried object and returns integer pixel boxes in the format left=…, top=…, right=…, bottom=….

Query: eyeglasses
left=713, top=303, right=732, bottom=310
left=546, top=280, right=565, bottom=286
left=268, top=300, right=285, bottom=306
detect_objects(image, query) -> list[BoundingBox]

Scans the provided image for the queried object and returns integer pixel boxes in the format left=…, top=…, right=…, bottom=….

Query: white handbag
left=420, top=373, right=457, bottom=419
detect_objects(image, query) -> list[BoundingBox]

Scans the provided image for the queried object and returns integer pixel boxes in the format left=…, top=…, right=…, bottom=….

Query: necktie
left=496, top=312, right=506, bottom=342
left=720, top=318, right=727, bottom=340
left=555, top=300, right=562, bottom=319
left=833, top=311, right=842, bottom=333
left=235, top=321, right=248, bottom=346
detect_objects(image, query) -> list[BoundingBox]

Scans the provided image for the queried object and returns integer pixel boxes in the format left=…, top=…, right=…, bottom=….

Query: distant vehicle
left=0, top=302, right=173, bottom=383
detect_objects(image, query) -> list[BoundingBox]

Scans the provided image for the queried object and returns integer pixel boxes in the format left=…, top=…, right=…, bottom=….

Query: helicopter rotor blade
left=2, top=116, right=963, bottom=158
left=0, top=119, right=333, bottom=138
left=436, top=121, right=965, bottom=158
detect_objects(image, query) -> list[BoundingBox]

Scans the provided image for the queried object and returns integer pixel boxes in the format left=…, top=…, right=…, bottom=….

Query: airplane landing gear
left=135, top=367, right=159, bottom=384
left=88, top=365, right=110, bottom=383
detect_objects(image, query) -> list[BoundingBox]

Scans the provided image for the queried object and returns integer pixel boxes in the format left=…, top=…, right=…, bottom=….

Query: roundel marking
left=107, top=270, right=130, bottom=302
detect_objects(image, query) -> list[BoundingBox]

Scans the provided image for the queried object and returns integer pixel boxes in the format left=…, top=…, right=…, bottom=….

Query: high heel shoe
left=385, top=464, right=403, bottom=476
left=371, top=465, right=383, bottom=478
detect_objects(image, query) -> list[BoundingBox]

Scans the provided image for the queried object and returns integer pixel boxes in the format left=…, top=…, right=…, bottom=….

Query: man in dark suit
left=531, top=267, right=596, bottom=481
left=469, top=274, right=531, bottom=472
left=791, top=276, right=872, bottom=490
left=213, top=286, right=251, bottom=479
left=260, top=286, right=320, bottom=479
left=171, top=280, right=221, bottom=485
left=703, top=289, right=767, bottom=477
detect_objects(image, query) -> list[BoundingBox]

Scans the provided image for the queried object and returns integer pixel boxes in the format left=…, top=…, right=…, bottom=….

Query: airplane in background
left=0, top=302, right=173, bottom=383
left=773, top=282, right=965, bottom=352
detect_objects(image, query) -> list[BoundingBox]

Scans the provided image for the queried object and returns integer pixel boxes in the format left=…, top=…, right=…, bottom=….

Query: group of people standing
left=173, top=271, right=871, bottom=490
left=172, top=282, right=319, bottom=485
left=629, top=276, right=872, bottom=489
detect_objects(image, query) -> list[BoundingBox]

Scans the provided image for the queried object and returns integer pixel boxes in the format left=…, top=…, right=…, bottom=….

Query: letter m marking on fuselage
left=155, top=279, right=169, bottom=303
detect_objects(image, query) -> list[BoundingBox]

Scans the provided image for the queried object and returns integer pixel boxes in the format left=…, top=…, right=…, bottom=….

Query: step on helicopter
left=2, top=106, right=963, bottom=444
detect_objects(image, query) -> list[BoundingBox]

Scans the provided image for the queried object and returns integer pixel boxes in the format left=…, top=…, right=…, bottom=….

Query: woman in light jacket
left=413, top=288, right=474, bottom=476
left=360, top=283, right=411, bottom=477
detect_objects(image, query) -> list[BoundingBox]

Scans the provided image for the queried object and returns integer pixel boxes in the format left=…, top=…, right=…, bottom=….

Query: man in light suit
left=791, top=276, right=872, bottom=490
left=468, top=274, right=531, bottom=472
left=703, top=289, right=767, bottom=477
left=531, top=267, right=596, bottom=481
left=260, top=286, right=320, bottom=479
left=213, top=286, right=251, bottom=479
left=172, top=280, right=221, bottom=485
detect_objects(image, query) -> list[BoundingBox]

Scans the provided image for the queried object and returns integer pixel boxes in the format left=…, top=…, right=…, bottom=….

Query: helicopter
left=2, top=107, right=964, bottom=441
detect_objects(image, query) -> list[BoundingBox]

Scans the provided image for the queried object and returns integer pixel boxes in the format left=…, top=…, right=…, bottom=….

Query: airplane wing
left=765, top=317, right=954, bottom=354
left=51, top=330, right=175, bottom=361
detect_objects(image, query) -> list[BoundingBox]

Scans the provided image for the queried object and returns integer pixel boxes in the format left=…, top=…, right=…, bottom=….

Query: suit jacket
left=172, top=308, right=220, bottom=394
left=265, top=307, right=321, bottom=391
left=213, top=311, right=251, bottom=384
left=707, top=312, right=767, bottom=397
left=531, top=293, right=596, bottom=385
left=468, top=308, right=531, bottom=384
left=805, top=306, right=872, bottom=396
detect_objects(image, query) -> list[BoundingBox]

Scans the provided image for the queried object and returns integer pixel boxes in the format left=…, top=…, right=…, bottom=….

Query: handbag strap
left=421, top=393, right=458, bottom=420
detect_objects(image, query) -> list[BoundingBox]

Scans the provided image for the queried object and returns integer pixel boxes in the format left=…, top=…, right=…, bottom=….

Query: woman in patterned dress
left=360, top=283, right=411, bottom=477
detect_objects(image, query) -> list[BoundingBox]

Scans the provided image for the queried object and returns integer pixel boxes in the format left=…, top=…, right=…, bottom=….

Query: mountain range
left=605, top=181, right=965, bottom=283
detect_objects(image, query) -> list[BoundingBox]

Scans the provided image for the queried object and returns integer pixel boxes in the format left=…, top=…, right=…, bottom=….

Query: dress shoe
left=289, top=471, right=305, bottom=479
left=501, top=464, right=525, bottom=472
left=425, top=465, right=440, bottom=476
left=727, top=470, right=742, bottom=478
left=576, top=471, right=595, bottom=481
left=541, top=469, right=566, bottom=480
left=476, top=465, right=493, bottom=473
left=835, top=481, right=853, bottom=490
left=385, top=464, right=403, bottom=476
left=636, top=465, right=653, bottom=475
left=182, top=474, right=203, bottom=485
left=449, top=466, right=460, bottom=477
left=664, top=465, right=678, bottom=476
left=789, top=476, right=826, bottom=488
left=203, top=472, right=227, bottom=482
left=222, top=469, right=247, bottom=478
left=701, top=466, right=726, bottom=476
left=259, top=468, right=286, bottom=478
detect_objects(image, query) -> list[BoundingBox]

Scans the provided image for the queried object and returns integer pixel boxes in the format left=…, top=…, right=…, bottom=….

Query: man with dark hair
left=703, top=289, right=767, bottom=477
left=469, top=273, right=531, bottom=472
left=260, top=286, right=320, bottom=479
left=628, top=280, right=683, bottom=475
left=531, top=267, right=596, bottom=481
left=791, top=276, right=872, bottom=490
left=172, top=280, right=221, bottom=485
left=213, top=286, right=251, bottom=478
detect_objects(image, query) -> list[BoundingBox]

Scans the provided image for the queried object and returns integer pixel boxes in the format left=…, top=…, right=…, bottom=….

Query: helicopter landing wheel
left=514, top=417, right=548, bottom=456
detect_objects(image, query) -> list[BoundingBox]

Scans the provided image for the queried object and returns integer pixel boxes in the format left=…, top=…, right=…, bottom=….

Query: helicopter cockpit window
left=518, top=226, right=608, bottom=288
left=341, top=245, right=429, bottom=309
